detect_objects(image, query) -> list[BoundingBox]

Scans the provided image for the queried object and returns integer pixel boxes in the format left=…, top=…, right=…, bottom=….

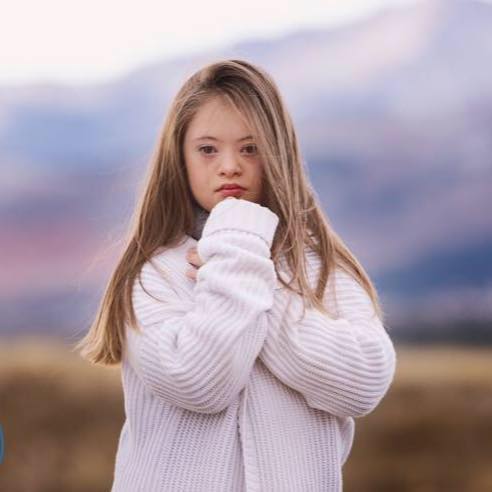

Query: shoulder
left=329, top=266, right=378, bottom=321
left=134, top=235, right=197, bottom=302
left=129, top=237, right=197, bottom=329
left=148, top=235, right=196, bottom=269
left=303, top=249, right=375, bottom=318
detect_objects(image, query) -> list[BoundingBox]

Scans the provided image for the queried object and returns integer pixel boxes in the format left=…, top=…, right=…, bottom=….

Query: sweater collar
left=190, top=203, right=210, bottom=241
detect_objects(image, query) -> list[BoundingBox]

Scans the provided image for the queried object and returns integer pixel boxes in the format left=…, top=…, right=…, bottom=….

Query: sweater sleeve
left=124, top=197, right=279, bottom=414
left=259, top=256, right=397, bottom=418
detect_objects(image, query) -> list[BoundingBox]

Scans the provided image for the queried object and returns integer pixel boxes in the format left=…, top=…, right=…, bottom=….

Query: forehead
left=186, top=97, right=255, bottom=142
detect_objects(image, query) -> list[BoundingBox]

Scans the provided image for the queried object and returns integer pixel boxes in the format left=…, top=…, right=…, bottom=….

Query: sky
left=0, top=0, right=418, bottom=87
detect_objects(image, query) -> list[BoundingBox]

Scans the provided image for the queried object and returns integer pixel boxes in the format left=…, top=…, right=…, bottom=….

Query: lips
left=217, top=184, right=245, bottom=191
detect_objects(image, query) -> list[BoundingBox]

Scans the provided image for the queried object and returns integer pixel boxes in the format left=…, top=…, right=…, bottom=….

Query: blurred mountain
left=1, top=0, right=491, bottom=342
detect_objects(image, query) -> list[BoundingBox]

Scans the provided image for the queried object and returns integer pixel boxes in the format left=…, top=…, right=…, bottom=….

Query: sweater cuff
left=202, top=198, right=279, bottom=247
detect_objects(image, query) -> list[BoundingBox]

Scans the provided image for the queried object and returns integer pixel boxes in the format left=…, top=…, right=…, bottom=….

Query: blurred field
left=0, top=338, right=491, bottom=492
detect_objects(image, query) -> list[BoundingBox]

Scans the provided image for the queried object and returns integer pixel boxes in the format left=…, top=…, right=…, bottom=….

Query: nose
left=217, top=150, right=241, bottom=176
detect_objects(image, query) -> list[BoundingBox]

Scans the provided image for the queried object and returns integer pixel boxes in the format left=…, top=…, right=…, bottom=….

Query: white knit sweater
left=110, top=197, right=397, bottom=492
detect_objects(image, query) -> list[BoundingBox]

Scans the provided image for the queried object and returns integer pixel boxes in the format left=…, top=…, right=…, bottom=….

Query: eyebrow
left=192, top=135, right=255, bottom=142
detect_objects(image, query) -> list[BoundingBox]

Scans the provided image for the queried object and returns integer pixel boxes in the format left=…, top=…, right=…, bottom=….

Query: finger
left=187, top=255, right=198, bottom=267
left=186, top=250, right=204, bottom=267
left=186, top=247, right=197, bottom=260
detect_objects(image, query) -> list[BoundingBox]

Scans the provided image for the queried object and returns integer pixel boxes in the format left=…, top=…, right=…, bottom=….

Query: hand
left=186, top=246, right=205, bottom=281
left=186, top=197, right=237, bottom=281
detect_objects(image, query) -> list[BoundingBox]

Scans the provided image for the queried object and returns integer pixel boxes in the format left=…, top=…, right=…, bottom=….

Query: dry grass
left=0, top=338, right=491, bottom=492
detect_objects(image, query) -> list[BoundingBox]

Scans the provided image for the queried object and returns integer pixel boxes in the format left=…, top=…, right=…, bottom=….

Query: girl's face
left=183, top=96, right=264, bottom=212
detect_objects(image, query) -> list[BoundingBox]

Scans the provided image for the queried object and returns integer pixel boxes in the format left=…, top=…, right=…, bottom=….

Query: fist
left=185, top=246, right=204, bottom=281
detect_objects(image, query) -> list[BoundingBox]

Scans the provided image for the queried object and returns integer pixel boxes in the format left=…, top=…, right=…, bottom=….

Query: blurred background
left=1, top=0, right=491, bottom=490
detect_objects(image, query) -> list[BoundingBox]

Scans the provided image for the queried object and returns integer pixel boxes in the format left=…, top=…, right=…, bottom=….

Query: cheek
left=187, top=164, right=211, bottom=196
left=254, top=161, right=265, bottom=184
left=185, top=157, right=203, bottom=182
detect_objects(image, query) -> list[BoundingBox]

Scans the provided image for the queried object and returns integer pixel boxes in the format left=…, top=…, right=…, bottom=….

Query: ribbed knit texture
left=111, top=197, right=397, bottom=492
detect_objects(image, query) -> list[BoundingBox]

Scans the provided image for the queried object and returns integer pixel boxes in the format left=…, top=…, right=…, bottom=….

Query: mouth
left=216, top=184, right=246, bottom=191
left=217, top=186, right=246, bottom=197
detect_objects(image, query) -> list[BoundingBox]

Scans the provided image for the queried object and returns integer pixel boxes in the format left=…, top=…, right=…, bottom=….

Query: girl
left=75, top=58, right=397, bottom=491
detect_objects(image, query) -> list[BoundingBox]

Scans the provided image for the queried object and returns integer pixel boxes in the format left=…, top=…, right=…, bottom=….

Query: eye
left=198, top=145, right=216, bottom=155
left=198, top=144, right=257, bottom=157
left=242, top=144, right=258, bottom=155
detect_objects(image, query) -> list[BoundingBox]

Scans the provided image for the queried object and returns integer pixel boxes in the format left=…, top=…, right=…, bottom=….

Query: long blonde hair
left=73, top=58, right=386, bottom=366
